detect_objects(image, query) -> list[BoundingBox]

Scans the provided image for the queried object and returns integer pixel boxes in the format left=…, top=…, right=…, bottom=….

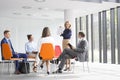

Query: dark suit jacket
left=1, top=38, right=15, bottom=59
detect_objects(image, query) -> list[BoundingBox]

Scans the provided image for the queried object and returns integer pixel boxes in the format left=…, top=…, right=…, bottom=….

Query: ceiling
left=0, top=0, right=120, bottom=20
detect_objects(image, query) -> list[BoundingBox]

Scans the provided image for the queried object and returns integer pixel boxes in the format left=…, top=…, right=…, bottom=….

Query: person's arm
left=67, top=43, right=73, bottom=49
left=37, top=37, right=44, bottom=54
left=51, top=37, right=55, bottom=49
left=74, top=40, right=88, bottom=53
left=67, top=29, right=72, bottom=38
left=25, top=43, right=28, bottom=53
left=60, top=32, right=64, bottom=36
left=61, top=29, right=72, bottom=38
left=60, top=29, right=65, bottom=37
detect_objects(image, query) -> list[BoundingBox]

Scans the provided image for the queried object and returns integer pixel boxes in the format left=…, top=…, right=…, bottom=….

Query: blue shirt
left=61, top=29, right=72, bottom=39
left=25, top=41, right=37, bottom=53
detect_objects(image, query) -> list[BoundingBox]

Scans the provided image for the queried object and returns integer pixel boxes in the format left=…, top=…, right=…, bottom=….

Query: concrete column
left=64, top=9, right=76, bottom=46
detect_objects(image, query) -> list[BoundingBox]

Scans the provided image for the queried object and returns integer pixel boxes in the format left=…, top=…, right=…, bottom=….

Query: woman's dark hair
left=42, top=27, right=51, bottom=38
left=79, top=32, right=85, bottom=37
left=27, top=34, right=32, bottom=40
left=4, top=30, right=10, bottom=35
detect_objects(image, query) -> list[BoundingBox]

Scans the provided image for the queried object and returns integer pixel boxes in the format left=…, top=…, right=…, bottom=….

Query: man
left=1, top=30, right=27, bottom=74
left=25, top=34, right=38, bottom=72
left=54, top=32, right=88, bottom=73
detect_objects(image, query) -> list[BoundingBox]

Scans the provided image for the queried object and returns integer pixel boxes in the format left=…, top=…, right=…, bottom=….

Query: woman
left=61, top=21, right=72, bottom=71
left=38, top=27, right=55, bottom=74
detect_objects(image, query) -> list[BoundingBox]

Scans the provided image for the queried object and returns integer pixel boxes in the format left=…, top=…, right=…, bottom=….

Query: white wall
left=0, top=17, right=64, bottom=53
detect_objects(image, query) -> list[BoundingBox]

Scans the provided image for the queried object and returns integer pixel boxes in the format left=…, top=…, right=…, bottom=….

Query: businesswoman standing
left=61, top=21, right=72, bottom=71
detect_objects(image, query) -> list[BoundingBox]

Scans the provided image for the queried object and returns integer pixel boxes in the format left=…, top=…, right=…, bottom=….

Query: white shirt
left=25, top=41, right=37, bottom=53
left=37, top=36, right=55, bottom=53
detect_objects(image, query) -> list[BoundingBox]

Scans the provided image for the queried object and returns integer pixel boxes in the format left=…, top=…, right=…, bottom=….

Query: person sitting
left=1, top=30, right=28, bottom=74
left=53, top=32, right=88, bottom=73
left=38, top=27, right=55, bottom=75
left=25, top=34, right=38, bottom=72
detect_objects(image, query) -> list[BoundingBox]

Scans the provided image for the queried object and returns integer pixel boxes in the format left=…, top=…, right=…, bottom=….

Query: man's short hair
left=4, top=30, right=10, bottom=35
left=27, top=34, right=32, bottom=40
left=79, top=32, right=85, bottom=37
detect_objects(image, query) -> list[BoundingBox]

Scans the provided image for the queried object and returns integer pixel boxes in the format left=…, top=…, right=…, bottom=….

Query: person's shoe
left=39, top=57, right=42, bottom=60
left=75, top=58, right=78, bottom=61
left=52, top=69, right=62, bottom=74
left=55, top=59, right=59, bottom=64
left=33, top=66, right=37, bottom=72
left=47, top=71, right=50, bottom=75
left=64, top=67, right=70, bottom=71
left=50, top=60, right=54, bottom=64
left=14, top=70, right=21, bottom=74
left=50, top=59, right=59, bottom=64
left=40, top=65, right=43, bottom=69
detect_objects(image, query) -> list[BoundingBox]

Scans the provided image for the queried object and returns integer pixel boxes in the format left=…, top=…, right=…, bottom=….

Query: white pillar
left=64, top=9, right=76, bottom=46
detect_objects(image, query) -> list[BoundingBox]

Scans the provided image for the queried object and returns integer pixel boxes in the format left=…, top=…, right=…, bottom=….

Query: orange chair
left=40, top=43, right=55, bottom=60
left=1, top=43, right=22, bottom=74
left=2, top=43, right=23, bottom=60
left=39, top=43, right=55, bottom=74
left=55, top=45, right=62, bottom=58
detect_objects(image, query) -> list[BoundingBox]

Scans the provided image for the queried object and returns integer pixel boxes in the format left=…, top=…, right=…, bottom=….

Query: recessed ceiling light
left=38, top=7, right=49, bottom=10
left=43, top=7, right=49, bottom=10
left=42, top=14, right=49, bottom=17
left=26, top=14, right=32, bottom=16
left=38, top=8, right=42, bottom=10
left=34, top=0, right=46, bottom=2
left=69, top=0, right=102, bottom=3
left=54, top=9, right=64, bottom=12
left=22, top=6, right=32, bottom=9
left=13, top=12, right=21, bottom=15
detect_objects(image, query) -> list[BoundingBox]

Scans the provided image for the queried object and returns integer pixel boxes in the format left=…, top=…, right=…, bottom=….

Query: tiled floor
left=0, top=62, right=120, bottom=80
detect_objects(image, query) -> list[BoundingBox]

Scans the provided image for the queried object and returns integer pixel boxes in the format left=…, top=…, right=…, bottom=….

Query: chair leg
left=10, top=61, right=13, bottom=76
left=72, top=60, right=75, bottom=73
left=8, top=61, right=10, bottom=73
left=2, top=62, right=4, bottom=74
left=87, top=62, right=90, bottom=72
left=53, top=59, right=58, bottom=80
left=25, top=62, right=28, bottom=73
left=82, top=62, right=85, bottom=72
left=52, top=59, right=57, bottom=72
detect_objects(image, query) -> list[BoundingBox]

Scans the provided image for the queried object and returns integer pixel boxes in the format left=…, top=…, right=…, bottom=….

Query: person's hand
left=72, top=47, right=76, bottom=50
left=32, top=51, right=38, bottom=54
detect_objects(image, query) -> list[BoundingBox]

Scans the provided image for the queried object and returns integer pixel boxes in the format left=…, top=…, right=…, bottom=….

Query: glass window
left=106, top=10, right=111, bottom=63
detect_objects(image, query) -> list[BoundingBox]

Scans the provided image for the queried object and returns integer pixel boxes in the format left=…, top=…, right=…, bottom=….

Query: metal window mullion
left=116, top=0, right=120, bottom=3
left=91, top=14, right=94, bottom=62
left=79, top=17, right=82, bottom=30
left=117, top=6, right=120, bottom=64
left=102, top=11, right=107, bottom=63
left=75, top=18, right=78, bottom=46
left=110, top=8, right=116, bottom=64
left=98, top=12, right=102, bottom=63
left=86, top=15, right=89, bottom=41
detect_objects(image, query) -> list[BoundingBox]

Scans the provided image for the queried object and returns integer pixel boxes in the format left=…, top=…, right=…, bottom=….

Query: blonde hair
left=64, top=21, right=71, bottom=29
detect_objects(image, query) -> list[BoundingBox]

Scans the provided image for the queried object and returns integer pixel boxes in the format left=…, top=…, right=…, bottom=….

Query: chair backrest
left=55, top=45, right=62, bottom=58
left=39, top=43, right=55, bottom=60
left=1, top=43, right=13, bottom=60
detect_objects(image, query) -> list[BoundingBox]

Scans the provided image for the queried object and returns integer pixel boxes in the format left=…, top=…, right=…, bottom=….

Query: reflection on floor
left=0, top=62, right=120, bottom=80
